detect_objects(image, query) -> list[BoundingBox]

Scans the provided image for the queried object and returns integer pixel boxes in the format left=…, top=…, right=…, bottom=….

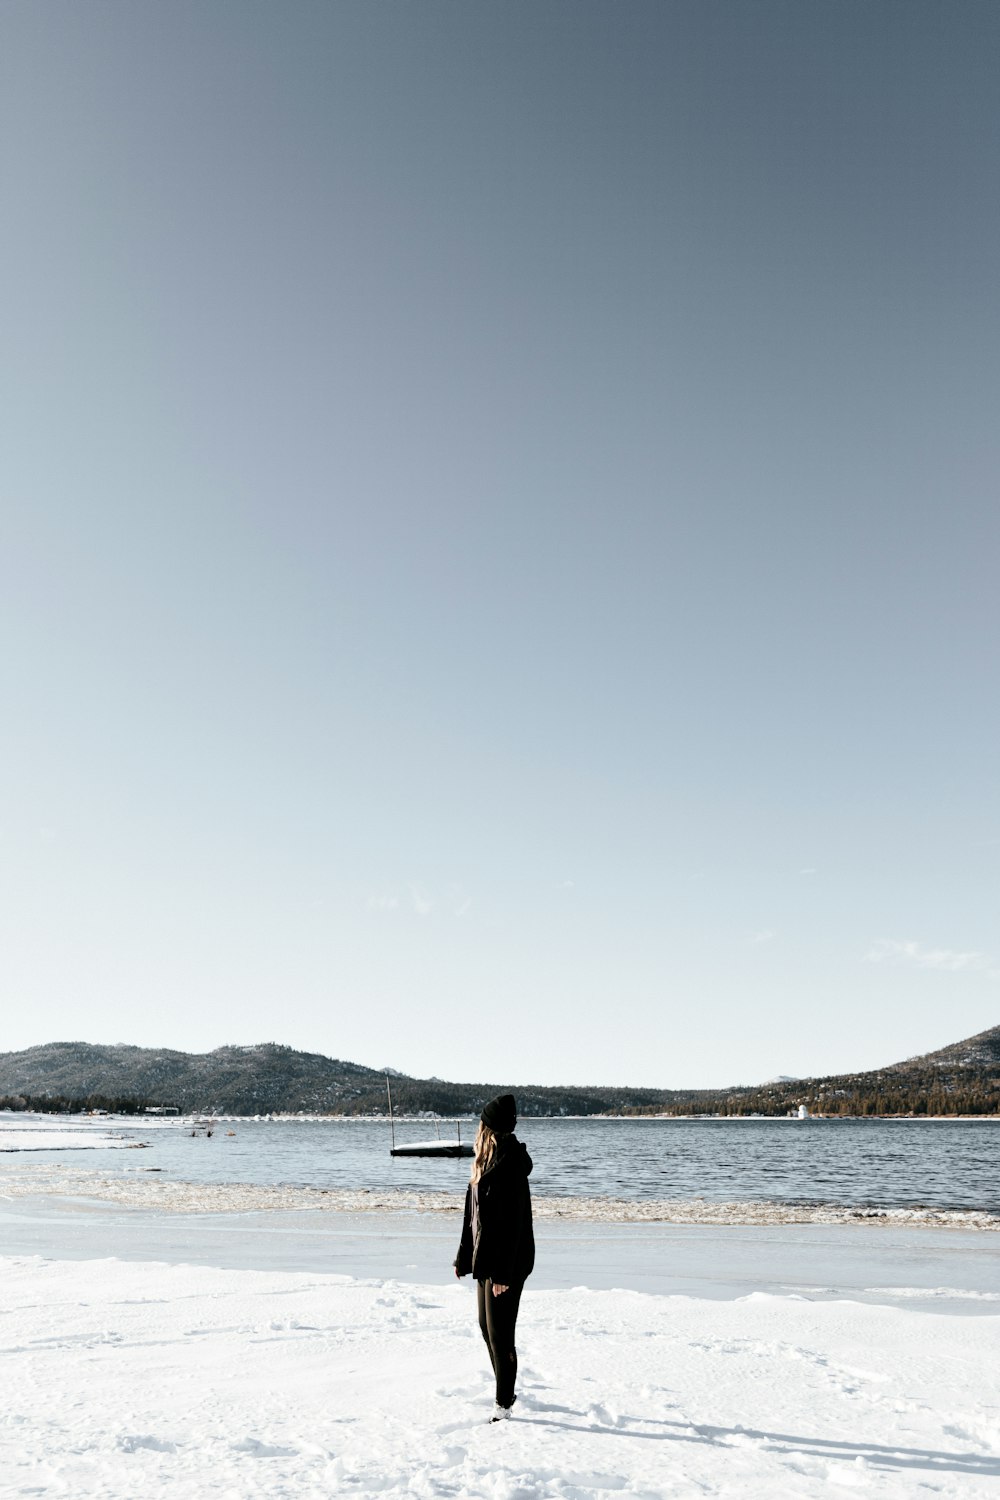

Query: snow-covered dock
left=389, top=1138, right=473, bottom=1157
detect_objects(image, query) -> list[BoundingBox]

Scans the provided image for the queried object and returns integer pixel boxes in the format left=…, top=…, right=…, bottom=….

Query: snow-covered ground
left=2, top=1254, right=998, bottom=1499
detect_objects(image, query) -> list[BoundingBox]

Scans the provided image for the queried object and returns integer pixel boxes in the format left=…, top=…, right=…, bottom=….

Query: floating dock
left=389, top=1139, right=473, bottom=1158
left=385, top=1074, right=473, bottom=1157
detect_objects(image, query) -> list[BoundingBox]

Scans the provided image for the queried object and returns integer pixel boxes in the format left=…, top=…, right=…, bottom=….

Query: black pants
left=476, top=1278, right=523, bottom=1408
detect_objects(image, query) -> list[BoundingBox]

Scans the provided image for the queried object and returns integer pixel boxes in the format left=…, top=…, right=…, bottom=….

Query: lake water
left=10, top=1115, right=997, bottom=1215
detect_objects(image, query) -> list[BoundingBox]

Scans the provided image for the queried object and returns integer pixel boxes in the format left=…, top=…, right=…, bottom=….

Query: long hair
left=470, top=1121, right=498, bottom=1184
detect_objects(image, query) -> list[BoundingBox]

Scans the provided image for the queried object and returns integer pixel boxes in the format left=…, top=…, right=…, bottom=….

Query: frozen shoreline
left=4, top=1147, right=998, bottom=1495
left=2, top=1158, right=997, bottom=1230
left=2, top=1252, right=998, bottom=1499
left=0, top=1128, right=143, bottom=1152
left=3, top=1189, right=999, bottom=1316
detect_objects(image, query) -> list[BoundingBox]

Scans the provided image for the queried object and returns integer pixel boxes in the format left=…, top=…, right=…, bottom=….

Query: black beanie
left=481, top=1094, right=517, bottom=1133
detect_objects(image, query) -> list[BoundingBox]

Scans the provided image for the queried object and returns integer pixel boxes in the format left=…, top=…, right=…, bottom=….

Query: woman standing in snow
left=454, top=1094, right=535, bottom=1422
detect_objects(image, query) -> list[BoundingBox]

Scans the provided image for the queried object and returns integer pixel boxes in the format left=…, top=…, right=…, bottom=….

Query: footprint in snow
left=230, top=1436, right=299, bottom=1458
left=587, top=1403, right=624, bottom=1428
left=117, top=1434, right=177, bottom=1453
left=435, top=1420, right=475, bottom=1437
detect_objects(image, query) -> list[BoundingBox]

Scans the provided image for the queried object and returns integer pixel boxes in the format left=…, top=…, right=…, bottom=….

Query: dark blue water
left=21, top=1116, right=997, bottom=1213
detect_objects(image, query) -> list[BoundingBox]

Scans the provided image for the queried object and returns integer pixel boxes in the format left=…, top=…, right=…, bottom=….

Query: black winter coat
left=454, top=1134, right=535, bottom=1285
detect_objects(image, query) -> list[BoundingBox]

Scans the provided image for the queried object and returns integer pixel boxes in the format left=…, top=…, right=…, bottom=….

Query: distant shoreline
left=5, top=1108, right=1000, bottom=1124
left=158, top=1111, right=1000, bottom=1123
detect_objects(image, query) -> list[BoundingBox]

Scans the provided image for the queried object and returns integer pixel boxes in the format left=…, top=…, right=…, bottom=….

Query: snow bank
left=1, top=1255, right=998, bottom=1499
left=2, top=1159, right=998, bottom=1230
left=0, top=1129, right=139, bottom=1152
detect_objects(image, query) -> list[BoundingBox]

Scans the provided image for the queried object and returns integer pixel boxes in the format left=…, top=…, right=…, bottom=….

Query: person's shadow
left=518, top=1398, right=1000, bottom=1478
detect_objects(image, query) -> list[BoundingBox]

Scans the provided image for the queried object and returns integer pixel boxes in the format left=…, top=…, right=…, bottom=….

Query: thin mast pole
left=385, top=1074, right=395, bottom=1151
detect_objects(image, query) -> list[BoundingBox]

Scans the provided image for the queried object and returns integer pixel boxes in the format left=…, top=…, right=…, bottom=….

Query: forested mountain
left=0, top=1040, right=704, bottom=1116
left=0, top=1042, right=385, bottom=1115
left=888, top=1021, right=1000, bottom=1072
left=635, top=1022, right=1000, bottom=1117
left=0, top=1025, right=997, bottom=1116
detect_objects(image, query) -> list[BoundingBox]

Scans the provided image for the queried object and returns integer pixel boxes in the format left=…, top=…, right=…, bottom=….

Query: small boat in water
left=386, top=1075, right=473, bottom=1158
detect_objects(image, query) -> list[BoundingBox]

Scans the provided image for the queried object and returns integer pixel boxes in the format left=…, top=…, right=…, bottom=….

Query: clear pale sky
left=2, top=2, right=997, bottom=1088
